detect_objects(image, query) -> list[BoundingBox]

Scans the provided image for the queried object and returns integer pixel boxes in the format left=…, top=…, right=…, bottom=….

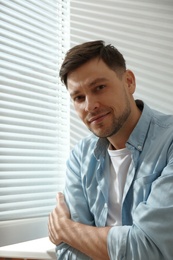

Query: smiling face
left=67, top=58, right=137, bottom=141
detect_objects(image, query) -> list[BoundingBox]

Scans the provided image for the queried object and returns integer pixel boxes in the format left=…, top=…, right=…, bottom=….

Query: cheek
left=74, top=104, right=86, bottom=120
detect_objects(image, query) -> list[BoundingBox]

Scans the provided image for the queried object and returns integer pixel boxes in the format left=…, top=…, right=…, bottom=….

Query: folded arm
left=48, top=192, right=111, bottom=260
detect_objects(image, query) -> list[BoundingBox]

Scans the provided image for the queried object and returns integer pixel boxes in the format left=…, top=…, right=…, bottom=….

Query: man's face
left=67, top=58, right=135, bottom=138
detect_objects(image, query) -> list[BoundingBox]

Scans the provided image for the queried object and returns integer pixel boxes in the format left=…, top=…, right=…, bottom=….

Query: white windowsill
left=0, top=237, right=56, bottom=259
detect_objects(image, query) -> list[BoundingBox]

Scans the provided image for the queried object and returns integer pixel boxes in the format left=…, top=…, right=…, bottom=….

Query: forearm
left=49, top=192, right=111, bottom=259
left=60, top=218, right=111, bottom=260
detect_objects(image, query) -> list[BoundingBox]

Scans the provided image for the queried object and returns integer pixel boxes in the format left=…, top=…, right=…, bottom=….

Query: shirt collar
left=94, top=100, right=153, bottom=158
left=127, top=100, right=153, bottom=151
left=94, top=137, right=109, bottom=159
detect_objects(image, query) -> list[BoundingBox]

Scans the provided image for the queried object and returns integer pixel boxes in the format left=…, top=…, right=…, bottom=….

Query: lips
left=88, top=112, right=110, bottom=123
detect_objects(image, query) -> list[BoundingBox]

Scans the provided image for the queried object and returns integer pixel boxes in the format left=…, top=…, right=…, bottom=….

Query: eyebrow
left=70, top=90, right=80, bottom=98
left=88, top=77, right=109, bottom=87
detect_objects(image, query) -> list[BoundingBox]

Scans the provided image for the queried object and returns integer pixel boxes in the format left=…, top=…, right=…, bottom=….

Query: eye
left=96, top=85, right=105, bottom=91
left=73, top=95, right=85, bottom=103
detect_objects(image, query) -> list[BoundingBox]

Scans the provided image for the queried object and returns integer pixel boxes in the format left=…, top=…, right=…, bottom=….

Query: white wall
left=70, top=0, right=173, bottom=148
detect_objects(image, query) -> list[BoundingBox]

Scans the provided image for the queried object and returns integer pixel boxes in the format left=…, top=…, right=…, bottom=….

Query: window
left=0, top=0, right=70, bottom=246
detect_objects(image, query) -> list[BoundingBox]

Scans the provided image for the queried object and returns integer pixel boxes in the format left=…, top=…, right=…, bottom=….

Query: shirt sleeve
left=56, top=244, right=92, bottom=260
left=107, top=150, right=173, bottom=260
left=56, top=141, right=94, bottom=259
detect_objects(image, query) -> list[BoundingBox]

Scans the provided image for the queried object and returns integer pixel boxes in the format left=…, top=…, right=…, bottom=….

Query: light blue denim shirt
left=57, top=100, right=173, bottom=260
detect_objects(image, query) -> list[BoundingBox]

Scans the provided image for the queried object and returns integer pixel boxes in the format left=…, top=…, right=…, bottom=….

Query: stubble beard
left=89, top=101, right=131, bottom=138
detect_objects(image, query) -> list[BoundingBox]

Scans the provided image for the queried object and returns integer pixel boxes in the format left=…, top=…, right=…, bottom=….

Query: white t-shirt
left=107, top=147, right=131, bottom=226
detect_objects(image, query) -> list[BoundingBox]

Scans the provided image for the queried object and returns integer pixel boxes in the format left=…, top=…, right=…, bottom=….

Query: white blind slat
left=0, top=0, right=58, bottom=26
left=0, top=0, right=70, bottom=228
left=1, top=42, right=58, bottom=67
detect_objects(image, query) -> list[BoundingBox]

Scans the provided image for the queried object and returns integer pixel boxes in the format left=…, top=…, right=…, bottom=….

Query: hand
left=48, top=192, right=110, bottom=259
left=48, top=192, right=70, bottom=245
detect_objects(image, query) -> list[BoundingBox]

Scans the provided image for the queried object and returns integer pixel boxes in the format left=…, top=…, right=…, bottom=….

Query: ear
left=124, top=70, right=136, bottom=94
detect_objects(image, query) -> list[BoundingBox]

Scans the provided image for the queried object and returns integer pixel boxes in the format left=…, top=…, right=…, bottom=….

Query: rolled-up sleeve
left=57, top=243, right=92, bottom=260
left=107, top=226, right=130, bottom=259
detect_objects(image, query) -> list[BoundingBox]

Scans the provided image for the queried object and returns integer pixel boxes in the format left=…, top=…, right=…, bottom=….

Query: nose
left=84, top=95, right=100, bottom=112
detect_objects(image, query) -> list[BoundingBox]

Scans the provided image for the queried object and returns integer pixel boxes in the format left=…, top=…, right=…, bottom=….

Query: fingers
left=48, top=208, right=61, bottom=245
left=48, top=212, right=56, bottom=244
left=48, top=211, right=66, bottom=246
left=48, top=192, right=69, bottom=245
left=48, top=220, right=55, bottom=244
left=48, top=193, right=65, bottom=245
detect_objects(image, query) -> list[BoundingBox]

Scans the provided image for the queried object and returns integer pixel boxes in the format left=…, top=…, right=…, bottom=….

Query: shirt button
left=104, top=203, right=107, bottom=208
left=137, top=145, right=142, bottom=150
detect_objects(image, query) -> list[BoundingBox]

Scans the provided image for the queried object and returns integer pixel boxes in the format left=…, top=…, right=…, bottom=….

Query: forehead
left=67, top=58, right=116, bottom=89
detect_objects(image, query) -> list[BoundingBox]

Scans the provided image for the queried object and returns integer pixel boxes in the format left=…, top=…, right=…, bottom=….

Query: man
left=48, top=40, right=173, bottom=259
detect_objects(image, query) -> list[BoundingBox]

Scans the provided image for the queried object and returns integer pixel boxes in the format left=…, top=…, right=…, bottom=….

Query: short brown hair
left=59, top=40, right=126, bottom=87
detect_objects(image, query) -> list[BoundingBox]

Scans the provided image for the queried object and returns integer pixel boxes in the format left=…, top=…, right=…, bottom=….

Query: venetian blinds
left=0, top=0, right=70, bottom=221
left=70, top=0, right=173, bottom=148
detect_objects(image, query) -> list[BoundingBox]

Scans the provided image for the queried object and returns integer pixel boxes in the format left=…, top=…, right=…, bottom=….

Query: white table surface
left=0, top=237, right=56, bottom=259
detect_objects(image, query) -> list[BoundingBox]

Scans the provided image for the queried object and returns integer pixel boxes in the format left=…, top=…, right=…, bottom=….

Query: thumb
left=56, top=192, right=64, bottom=202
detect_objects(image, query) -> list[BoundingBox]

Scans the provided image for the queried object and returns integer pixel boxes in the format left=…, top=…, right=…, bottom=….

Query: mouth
left=88, top=112, right=110, bottom=124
